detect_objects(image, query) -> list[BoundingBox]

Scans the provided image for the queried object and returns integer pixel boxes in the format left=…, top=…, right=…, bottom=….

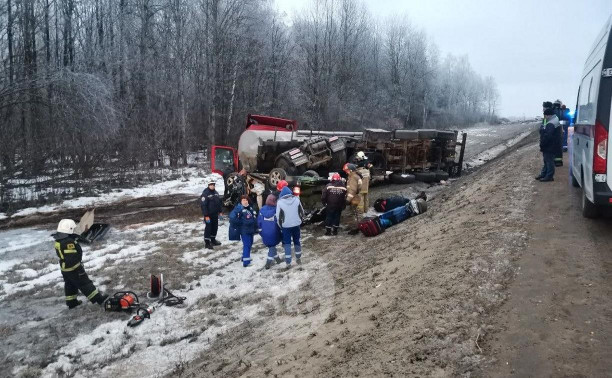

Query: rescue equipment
left=103, top=291, right=140, bottom=312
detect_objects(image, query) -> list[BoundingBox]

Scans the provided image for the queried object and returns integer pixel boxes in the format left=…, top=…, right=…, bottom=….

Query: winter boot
left=332, top=227, right=338, bottom=236
left=325, top=227, right=332, bottom=236
left=296, top=257, right=302, bottom=265
left=211, top=238, right=222, bottom=246
left=275, top=256, right=283, bottom=265
left=95, top=293, right=108, bottom=305
left=205, top=240, right=213, bottom=250
left=265, top=260, right=274, bottom=270
left=68, top=300, right=83, bottom=309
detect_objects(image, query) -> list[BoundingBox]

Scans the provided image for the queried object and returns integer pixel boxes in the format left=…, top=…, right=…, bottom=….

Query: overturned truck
left=211, top=114, right=467, bottom=209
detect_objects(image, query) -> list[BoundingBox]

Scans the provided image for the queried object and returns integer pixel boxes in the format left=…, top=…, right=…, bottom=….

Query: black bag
left=358, top=216, right=384, bottom=237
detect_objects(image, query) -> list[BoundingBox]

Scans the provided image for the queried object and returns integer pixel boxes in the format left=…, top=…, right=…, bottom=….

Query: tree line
left=0, top=0, right=499, bottom=208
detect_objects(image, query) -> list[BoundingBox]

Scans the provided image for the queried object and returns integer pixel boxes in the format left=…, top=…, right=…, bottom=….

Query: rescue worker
left=257, top=194, right=283, bottom=269
left=352, top=151, right=369, bottom=168
left=53, top=219, right=107, bottom=309
left=201, top=179, right=223, bottom=250
left=229, top=195, right=258, bottom=267
left=536, top=107, right=559, bottom=182
left=356, top=164, right=371, bottom=213
left=321, top=173, right=347, bottom=235
left=343, top=163, right=363, bottom=232
left=552, top=100, right=564, bottom=166
left=276, top=186, right=305, bottom=267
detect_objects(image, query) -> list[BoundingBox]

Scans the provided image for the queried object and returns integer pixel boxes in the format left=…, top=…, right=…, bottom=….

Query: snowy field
left=1, top=218, right=334, bottom=377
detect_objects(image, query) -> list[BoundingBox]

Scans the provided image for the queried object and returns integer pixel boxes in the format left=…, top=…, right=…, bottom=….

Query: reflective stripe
left=65, top=295, right=77, bottom=301
left=61, top=262, right=81, bottom=272
left=267, top=256, right=274, bottom=261
left=63, top=249, right=78, bottom=254
left=55, top=242, right=64, bottom=259
left=87, top=289, right=99, bottom=300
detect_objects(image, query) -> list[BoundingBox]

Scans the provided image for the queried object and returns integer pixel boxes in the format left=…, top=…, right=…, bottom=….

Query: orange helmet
left=276, top=180, right=288, bottom=191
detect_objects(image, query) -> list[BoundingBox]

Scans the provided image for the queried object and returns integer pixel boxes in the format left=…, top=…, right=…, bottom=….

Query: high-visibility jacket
left=54, top=235, right=83, bottom=272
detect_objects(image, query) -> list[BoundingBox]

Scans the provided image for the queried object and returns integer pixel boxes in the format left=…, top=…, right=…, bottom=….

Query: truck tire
left=303, top=170, right=320, bottom=178
left=417, top=129, right=438, bottom=140
left=435, top=171, right=450, bottom=181
left=390, top=173, right=416, bottom=185
left=268, top=168, right=288, bottom=188
left=275, top=157, right=297, bottom=175
left=581, top=190, right=600, bottom=218
left=393, top=130, right=419, bottom=140
left=331, top=150, right=347, bottom=170
left=414, top=171, right=437, bottom=183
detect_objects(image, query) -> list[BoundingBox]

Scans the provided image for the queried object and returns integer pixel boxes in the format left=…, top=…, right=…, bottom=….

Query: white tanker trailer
left=210, top=114, right=466, bottom=209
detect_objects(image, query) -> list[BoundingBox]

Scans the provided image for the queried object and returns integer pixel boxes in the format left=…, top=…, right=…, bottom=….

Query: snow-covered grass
left=1, top=218, right=333, bottom=377
left=5, top=170, right=224, bottom=219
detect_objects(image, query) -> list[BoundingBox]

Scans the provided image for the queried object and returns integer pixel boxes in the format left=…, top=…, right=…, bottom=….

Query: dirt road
left=482, top=155, right=612, bottom=377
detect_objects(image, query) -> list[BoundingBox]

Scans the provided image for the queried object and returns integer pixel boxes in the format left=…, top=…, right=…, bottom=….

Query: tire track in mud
left=179, top=143, right=539, bottom=376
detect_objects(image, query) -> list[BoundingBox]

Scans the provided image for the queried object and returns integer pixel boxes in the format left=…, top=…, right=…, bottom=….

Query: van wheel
left=581, top=190, right=600, bottom=218
left=571, top=170, right=580, bottom=188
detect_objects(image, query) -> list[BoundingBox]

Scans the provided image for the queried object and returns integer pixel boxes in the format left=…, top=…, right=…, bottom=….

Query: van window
left=576, top=61, right=603, bottom=125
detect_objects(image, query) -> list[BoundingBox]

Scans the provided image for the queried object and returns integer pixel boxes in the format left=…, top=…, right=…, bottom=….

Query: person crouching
left=258, top=194, right=283, bottom=269
left=53, top=219, right=107, bottom=309
left=230, top=195, right=258, bottom=267
left=321, top=173, right=347, bottom=235
left=276, top=186, right=305, bottom=267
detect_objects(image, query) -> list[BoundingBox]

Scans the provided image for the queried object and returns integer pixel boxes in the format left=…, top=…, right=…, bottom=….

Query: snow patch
left=465, top=130, right=533, bottom=169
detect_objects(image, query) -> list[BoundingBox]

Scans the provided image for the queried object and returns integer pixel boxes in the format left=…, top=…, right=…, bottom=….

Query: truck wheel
left=571, top=170, right=580, bottom=188
left=268, top=168, right=288, bottom=188
left=390, top=173, right=415, bottom=185
left=414, top=172, right=437, bottom=183
left=435, top=171, right=450, bottom=181
left=303, top=170, right=320, bottom=178
left=581, top=190, right=600, bottom=218
left=276, top=158, right=297, bottom=175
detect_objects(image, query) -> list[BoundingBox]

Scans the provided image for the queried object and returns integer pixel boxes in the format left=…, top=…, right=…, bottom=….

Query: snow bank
left=7, top=170, right=225, bottom=218
left=464, top=130, right=534, bottom=169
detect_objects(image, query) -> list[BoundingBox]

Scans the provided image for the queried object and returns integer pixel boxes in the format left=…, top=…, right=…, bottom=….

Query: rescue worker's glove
left=205, top=217, right=211, bottom=224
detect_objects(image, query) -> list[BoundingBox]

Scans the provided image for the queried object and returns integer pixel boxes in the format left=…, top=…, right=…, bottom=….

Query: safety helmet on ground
left=356, top=151, right=367, bottom=161
left=276, top=180, right=288, bottom=192
left=331, top=173, right=341, bottom=181
left=57, top=219, right=77, bottom=234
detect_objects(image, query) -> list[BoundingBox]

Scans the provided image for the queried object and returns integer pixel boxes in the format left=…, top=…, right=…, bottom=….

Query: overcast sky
left=275, top=0, right=612, bottom=118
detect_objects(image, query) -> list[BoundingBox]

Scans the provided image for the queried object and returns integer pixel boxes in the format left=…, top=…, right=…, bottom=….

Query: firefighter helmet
left=356, top=151, right=367, bottom=161
left=276, top=180, right=288, bottom=191
left=343, top=163, right=356, bottom=172
left=57, top=219, right=77, bottom=234
left=331, top=173, right=341, bottom=181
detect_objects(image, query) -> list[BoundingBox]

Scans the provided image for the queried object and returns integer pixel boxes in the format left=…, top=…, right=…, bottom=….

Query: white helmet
left=57, top=219, right=77, bottom=234
left=356, top=151, right=367, bottom=161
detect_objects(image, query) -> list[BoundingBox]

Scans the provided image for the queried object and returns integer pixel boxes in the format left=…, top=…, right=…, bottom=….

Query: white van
left=571, top=15, right=612, bottom=218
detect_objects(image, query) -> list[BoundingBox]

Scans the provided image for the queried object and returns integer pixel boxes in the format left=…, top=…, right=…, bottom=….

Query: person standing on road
left=536, top=107, right=559, bottom=182
left=229, top=195, right=258, bottom=267
left=276, top=186, right=305, bottom=267
left=258, top=194, right=283, bottom=269
left=201, top=179, right=223, bottom=250
left=321, top=173, right=347, bottom=235
left=53, top=219, right=107, bottom=309
left=344, top=163, right=364, bottom=232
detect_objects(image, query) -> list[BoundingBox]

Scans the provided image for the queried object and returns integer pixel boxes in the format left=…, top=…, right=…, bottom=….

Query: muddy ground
left=176, top=137, right=539, bottom=377
left=10, top=124, right=608, bottom=378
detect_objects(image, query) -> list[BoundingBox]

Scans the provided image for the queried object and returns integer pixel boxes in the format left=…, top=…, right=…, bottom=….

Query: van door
left=211, top=146, right=238, bottom=177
